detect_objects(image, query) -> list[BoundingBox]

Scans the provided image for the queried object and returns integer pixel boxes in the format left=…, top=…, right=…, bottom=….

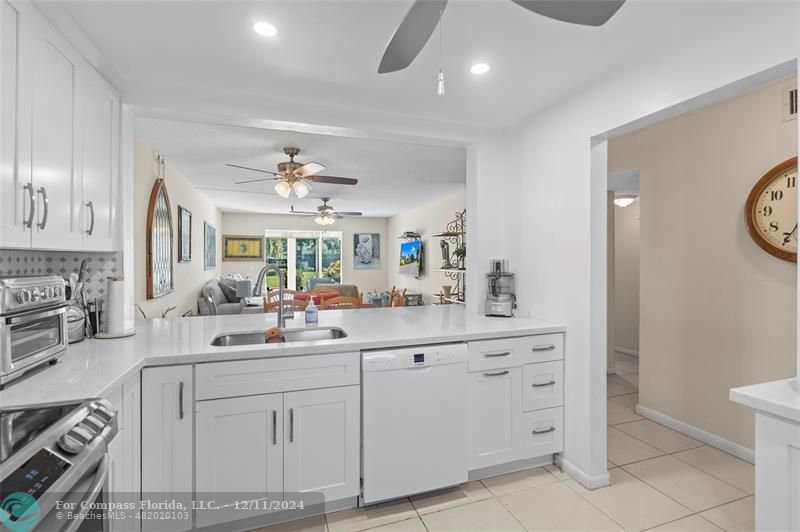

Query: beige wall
left=387, top=191, right=466, bottom=304
left=607, top=192, right=616, bottom=371
left=614, top=201, right=640, bottom=353
left=222, top=213, right=389, bottom=294
left=609, top=78, right=797, bottom=449
left=134, top=137, right=223, bottom=317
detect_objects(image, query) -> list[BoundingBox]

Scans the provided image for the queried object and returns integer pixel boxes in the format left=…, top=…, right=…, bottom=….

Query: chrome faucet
left=254, top=265, right=291, bottom=328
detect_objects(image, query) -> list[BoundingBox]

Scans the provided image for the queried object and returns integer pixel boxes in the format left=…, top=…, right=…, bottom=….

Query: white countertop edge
left=730, top=377, right=800, bottom=424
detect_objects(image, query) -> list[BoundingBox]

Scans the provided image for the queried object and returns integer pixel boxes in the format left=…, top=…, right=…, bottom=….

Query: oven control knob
left=53, top=285, right=62, bottom=298
left=15, top=289, right=31, bottom=304
left=41, top=286, right=51, bottom=299
left=29, top=288, right=40, bottom=302
left=57, top=431, right=86, bottom=454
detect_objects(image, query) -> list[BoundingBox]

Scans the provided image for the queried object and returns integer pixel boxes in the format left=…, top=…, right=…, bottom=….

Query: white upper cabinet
left=0, top=1, right=120, bottom=251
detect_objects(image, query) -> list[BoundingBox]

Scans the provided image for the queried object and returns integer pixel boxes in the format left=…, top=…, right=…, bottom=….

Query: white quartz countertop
left=730, top=377, right=800, bottom=424
left=0, top=305, right=564, bottom=408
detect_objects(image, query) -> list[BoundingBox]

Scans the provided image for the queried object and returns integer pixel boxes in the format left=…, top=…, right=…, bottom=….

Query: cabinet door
left=284, top=386, right=360, bottom=502
left=141, top=366, right=193, bottom=532
left=195, top=394, right=284, bottom=528
left=26, top=11, right=82, bottom=250
left=468, top=367, right=522, bottom=470
left=79, top=68, right=119, bottom=251
left=0, top=1, right=30, bottom=248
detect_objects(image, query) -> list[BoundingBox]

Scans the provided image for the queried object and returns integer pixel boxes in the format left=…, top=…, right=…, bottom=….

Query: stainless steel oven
left=0, top=276, right=68, bottom=387
left=0, top=399, right=118, bottom=532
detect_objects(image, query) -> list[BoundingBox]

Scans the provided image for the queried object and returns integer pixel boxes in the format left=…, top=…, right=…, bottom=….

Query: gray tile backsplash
left=0, top=249, right=121, bottom=299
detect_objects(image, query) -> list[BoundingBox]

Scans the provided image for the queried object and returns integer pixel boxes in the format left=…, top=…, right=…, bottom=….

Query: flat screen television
left=399, top=240, right=422, bottom=277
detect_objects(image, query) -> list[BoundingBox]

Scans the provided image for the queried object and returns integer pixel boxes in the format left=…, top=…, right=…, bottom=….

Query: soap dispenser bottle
left=305, top=299, right=318, bottom=326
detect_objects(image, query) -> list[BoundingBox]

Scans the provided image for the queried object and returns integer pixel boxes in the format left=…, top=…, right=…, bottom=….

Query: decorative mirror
left=146, top=155, right=174, bottom=298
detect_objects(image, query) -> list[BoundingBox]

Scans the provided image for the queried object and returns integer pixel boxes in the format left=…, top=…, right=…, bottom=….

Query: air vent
left=783, top=86, right=797, bottom=122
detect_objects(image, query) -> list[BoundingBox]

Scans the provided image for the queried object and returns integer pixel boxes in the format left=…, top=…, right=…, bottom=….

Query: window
left=263, top=230, right=342, bottom=291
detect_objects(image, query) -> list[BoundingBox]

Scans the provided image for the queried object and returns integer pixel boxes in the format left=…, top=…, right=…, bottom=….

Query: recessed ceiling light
left=470, top=63, right=490, bottom=75
left=253, top=21, right=278, bottom=38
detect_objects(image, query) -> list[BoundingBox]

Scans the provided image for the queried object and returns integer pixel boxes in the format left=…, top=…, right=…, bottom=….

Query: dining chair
left=320, top=296, right=362, bottom=310
left=265, top=288, right=299, bottom=302
left=263, top=298, right=308, bottom=313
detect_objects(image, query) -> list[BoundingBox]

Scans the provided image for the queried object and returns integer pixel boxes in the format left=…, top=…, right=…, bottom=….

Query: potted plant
left=453, top=244, right=466, bottom=269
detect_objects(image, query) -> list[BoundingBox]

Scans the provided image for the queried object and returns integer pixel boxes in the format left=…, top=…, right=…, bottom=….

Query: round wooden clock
left=745, top=156, right=798, bottom=262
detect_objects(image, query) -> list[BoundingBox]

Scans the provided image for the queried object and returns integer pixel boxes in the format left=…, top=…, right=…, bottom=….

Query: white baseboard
left=615, top=346, right=639, bottom=357
left=607, top=368, right=618, bottom=375
left=561, top=457, right=610, bottom=489
left=635, top=404, right=755, bottom=464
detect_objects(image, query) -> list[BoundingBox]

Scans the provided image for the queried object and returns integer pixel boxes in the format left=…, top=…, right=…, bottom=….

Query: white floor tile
left=566, top=468, right=691, bottom=531
left=544, top=464, right=570, bottom=480
left=500, top=481, right=624, bottom=531
left=615, top=420, right=703, bottom=453
left=410, top=481, right=492, bottom=515
left=608, top=392, right=639, bottom=408
left=699, top=496, right=754, bottom=532
left=326, top=499, right=416, bottom=532
left=480, top=466, right=559, bottom=497
left=608, top=399, right=644, bottom=425
left=366, top=517, right=428, bottom=532
left=609, top=373, right=639, bottom=391
left=256, top=515, right=327, bottom=532
left=608, top=380, right=638, bottom=397
left=647, top=514, right=723, bottom=531
left=421, top=497, right=524, bottom=531
left=673, top=446, right=755, bottom=495
left=623, top=455, right=747, bottom=512
left=607, top=426, right=664, bottom=465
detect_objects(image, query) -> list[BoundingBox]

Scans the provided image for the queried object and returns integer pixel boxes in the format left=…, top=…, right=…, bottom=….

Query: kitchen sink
left=210, top=327, right=348, bottom=346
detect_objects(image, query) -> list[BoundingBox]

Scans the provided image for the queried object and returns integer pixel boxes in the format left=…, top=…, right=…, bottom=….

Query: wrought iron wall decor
left=146, top=155, right=174, bottom=299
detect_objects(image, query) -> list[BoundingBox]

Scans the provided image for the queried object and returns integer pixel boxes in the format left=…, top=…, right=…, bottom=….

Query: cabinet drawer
left=522, top=361, right=563, bottom=412
left=518, top=407, right=563, bottom=459
left=468, top=334, right=563, bottom=371
left=196, top=352, right=360, bottom=401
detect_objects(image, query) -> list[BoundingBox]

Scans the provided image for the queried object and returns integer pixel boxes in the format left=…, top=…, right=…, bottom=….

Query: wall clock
left=745, top=156, right=797, bottom=262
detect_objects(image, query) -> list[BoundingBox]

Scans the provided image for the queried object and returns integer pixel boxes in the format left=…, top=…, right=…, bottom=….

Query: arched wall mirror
left=146, top=156, right=174, bottom=299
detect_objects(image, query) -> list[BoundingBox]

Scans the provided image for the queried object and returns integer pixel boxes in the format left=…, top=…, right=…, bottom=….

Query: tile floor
left=258, top=353, right=754, bottom=532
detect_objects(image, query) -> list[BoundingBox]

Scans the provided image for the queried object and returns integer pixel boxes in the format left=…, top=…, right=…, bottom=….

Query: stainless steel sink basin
left=210, top=327, right=348, bottom=347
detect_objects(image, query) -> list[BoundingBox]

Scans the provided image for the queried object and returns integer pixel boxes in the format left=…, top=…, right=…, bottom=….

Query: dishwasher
left=361, top=343, right=468, bottom=504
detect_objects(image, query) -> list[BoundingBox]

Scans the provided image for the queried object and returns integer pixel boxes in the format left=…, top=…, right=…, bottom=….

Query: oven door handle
left=62, top=454, right=109, bottom=532
left=5, top=304, right=67, bottom=325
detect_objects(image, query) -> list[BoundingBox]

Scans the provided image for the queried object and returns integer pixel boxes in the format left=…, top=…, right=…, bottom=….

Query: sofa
left=198, top=278, right=246, bottom=315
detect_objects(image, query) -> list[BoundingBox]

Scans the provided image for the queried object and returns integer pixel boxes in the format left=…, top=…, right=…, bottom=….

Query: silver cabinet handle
left=178, top=381, right=184, bottom=420
left=532, top=344, right=556, bottom=352
left=36, top=187, right=48, bottom=229
left=484, top=351, right=511, bottom=358
left=532, top=427, right=556, bottom=435
left=272, top=410, right=277, bottom=445
left=23, top=183, right=35, bottom=228
left=483, top=370, right=510, bottom=377
left=85, top=201, right=95, bottom=235
left=289, top=408, right=294, bottom=442
left=531, top=380, right=557, bottom=388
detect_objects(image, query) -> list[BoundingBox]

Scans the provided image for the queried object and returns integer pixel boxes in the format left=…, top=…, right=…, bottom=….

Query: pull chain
left=437, top=6, right=445, bottom=96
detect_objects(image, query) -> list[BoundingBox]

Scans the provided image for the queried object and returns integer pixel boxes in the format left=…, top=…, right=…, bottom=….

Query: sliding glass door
left=264, top=231, right=342, bottom=290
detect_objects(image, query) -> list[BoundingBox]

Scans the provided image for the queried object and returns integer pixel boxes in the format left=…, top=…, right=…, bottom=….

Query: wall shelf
left=433, top=209, right=466, bottom=303
left=433, top=268, right=466, bottom=274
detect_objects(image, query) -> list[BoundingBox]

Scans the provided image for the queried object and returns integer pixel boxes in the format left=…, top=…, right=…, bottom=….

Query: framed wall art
left=223, top=235, right=265, bottom=261
left=178, top=206, right=192, bottom=263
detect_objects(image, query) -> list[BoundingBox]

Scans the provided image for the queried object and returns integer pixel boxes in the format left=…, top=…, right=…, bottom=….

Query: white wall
left=607, top=192, right=616, bottom=371
left=609, top=79, right=797, bottom=449
left=134, top=137, right=223, bottom=317
left=613, top=201, right=640, bottom=354
left=221, top=213, right=388, bottom=294
left=497, top=4, right=798, bottom=486
left=387, top=191, right=466, bottom=304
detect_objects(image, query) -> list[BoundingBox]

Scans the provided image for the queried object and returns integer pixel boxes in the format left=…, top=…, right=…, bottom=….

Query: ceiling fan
left=227, top=147, right=358, bottom=199
left=378, top=0, right=626, bottom=74
left=289, top=198, right=363, bottom=226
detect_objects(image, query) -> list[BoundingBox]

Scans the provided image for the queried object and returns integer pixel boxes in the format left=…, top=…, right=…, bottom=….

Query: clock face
left=745, top=157, right=798, bottom=262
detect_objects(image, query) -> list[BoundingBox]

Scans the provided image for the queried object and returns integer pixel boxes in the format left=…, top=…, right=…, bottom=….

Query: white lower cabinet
left=141, top=366, right=193, bottom=532
left=283, top=386, right=360, bottom=502
left=196, top=393, right=284, bottom=528
left=107, top=374, right=141, bottom=532
left=468, top=367, right=522, bottom=470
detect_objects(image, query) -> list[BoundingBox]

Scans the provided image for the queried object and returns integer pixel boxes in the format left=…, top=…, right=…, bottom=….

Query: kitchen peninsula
left=2, top=305, right=566, bottom=531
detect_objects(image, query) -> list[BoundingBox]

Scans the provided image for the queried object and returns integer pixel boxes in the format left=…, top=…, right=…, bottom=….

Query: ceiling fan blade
left=226, top=163, right=279, bottom=175
left=311, top=175, right=359, bottom=185
left=295, top=162, right=326, bottom=178
left=511, top=0, right=624, bottom=26
left=289, top=206, right=319, bottom=215
left=378, top=0, right=448, bottom=74
left=335, top=212, right=363, bottom=216
left=234, top=177, right=277, bottom=185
